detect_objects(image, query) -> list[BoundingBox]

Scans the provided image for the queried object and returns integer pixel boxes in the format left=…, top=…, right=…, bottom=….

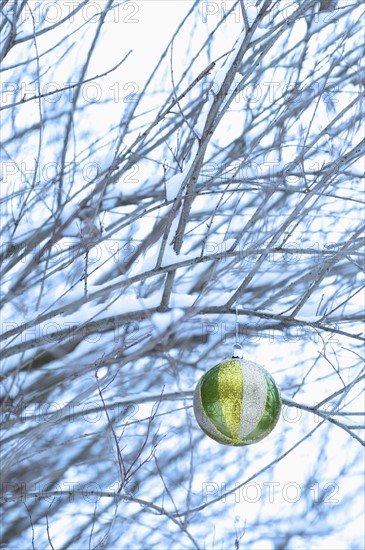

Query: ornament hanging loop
left=232, top=303, right=244, bottom=358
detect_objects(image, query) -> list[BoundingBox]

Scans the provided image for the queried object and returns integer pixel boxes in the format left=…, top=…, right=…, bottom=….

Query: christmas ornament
left=193, top=353, right=281, bottom=446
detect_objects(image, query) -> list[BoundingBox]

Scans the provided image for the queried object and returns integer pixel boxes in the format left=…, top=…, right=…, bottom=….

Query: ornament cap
left=232, top=343, right=244, bottom=358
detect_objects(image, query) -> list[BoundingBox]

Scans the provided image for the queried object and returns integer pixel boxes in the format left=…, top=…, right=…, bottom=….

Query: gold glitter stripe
left=218, top=360, right=243, bottom=439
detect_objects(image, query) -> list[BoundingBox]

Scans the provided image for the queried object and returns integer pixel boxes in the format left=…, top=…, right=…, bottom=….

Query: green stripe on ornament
left=200, top=364, right=231, bottom=439
left=194, top=376, right=233, bottom=444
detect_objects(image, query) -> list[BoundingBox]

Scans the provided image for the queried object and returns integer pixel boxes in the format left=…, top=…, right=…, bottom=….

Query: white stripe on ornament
left=238, top=359, right=267, bottom=439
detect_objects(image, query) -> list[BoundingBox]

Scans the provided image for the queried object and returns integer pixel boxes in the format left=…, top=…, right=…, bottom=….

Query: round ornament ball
left=193, top=357, right=281, bottom=446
